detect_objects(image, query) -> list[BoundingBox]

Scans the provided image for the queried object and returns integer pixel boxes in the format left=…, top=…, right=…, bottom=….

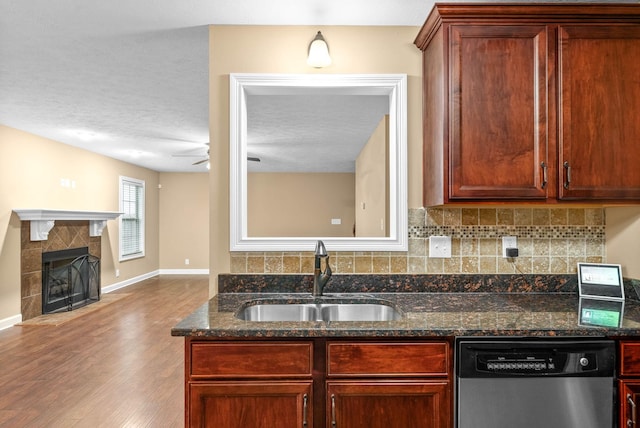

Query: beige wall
left=355, top=115, right=388, bottom=237
left=209, top=25, right=423, bottom=294
left=159, top=172, right=209, bottom=269
left=209, top=25, right=640, bottom=292
left=0, top=126, right=159, bottom=321
left=0, top=125, right=209, bottom=323
left=248, top=173, right=355, bottom=237
left=605, top=207, right=640, bottom=279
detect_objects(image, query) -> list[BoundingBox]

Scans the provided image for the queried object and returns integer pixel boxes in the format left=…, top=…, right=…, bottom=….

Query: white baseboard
left=0, top=314, right=22, bottom=331
left=158, top=269, right=209, bottom=275
left=101, top=269, right=209, bottom=294
left=102, top=270, right=160, bottom=294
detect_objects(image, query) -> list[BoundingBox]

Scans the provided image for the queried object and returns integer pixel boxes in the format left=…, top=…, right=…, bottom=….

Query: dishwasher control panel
left=457, top=339, right=615, bottom=378
left=477, top=352, right=596, bottom=374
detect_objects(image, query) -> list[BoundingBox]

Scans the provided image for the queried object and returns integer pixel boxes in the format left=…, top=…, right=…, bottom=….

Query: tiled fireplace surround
left=20, top=221, right=101, bottom=321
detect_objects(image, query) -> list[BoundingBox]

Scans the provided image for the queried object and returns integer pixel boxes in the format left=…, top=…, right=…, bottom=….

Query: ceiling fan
left=172, top=143, right=210, bottom=166
left=173, top=143, right=261, bottom=166
left=191, top=151, right=210, bottom=166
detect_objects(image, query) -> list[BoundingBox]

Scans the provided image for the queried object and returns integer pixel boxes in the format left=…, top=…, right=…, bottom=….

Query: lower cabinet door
left=189, top=381, right=312, bottom=428
left=620, top=381, right=640, bottom=428
left=327, top=380, right=449, bottom=428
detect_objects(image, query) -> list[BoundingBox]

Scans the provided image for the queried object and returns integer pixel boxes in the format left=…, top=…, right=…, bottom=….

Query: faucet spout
left=313, top=240, right=332, bottom=296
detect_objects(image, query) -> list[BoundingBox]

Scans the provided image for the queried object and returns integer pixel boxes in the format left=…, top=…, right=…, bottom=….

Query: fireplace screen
left=42, top=247, right=100, bottom=314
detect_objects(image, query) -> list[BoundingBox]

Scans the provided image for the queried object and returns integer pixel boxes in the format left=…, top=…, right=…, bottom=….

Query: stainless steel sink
left=236, top=301, right=402, bottom=322
left=320, top=303, right=402, bottom=321
left=236, top=304, right=318, bottom=322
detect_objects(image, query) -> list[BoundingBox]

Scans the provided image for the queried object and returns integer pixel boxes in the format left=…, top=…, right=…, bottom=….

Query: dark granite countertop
left=171, top=274, right=640, bottom=339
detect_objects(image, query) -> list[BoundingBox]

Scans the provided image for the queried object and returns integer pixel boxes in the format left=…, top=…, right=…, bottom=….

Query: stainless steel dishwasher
left=456, top=338, right=616, bottom=428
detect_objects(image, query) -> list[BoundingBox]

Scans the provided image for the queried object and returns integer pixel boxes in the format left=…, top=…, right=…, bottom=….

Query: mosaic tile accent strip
left=409, top=225, right=605, bottom=239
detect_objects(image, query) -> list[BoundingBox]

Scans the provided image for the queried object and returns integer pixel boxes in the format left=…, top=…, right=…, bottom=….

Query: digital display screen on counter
left=581, top=308, right=621, bottom=327
left=579, top=298, right=624, bottom=328
left=577, top=263, right=624, bottom=300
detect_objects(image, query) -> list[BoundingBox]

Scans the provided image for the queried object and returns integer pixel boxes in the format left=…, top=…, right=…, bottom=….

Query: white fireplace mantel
left=13, top=209, right=123, bottom=241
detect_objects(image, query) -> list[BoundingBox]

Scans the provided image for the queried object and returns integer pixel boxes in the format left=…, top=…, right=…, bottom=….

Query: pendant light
left=307, top=31, right=332, bottom=68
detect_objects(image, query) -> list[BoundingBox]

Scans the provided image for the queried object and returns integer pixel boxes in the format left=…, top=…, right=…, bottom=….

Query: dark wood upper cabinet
left=415, top=4, right=640, bottom=206
left=558, top=24, right=640, bottom=200
left=450, top=24, right=549, bottom=201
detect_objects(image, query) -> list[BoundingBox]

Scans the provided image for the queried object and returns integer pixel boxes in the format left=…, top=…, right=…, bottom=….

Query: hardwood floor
left=0, top=275, right=209, bottom=427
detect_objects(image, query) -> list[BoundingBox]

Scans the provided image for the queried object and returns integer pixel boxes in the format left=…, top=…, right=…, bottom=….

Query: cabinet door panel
left=327, top=381, right=449, bottom=428
left=189, top=381, right=312, bottom=428
left=558, top=25, right=640, bottom=199
left=450, top=25, right=549, bottom=199
left=620, top=381, right=640, bottom=428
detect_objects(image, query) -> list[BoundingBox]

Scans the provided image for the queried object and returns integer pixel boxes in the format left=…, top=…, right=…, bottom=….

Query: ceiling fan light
left=307, top=31, right=332, bottom=68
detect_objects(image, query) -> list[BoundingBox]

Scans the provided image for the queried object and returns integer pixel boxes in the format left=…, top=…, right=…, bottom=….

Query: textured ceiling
left=247, top=93, right=389, bottom=173
left=0, top=0, right=633, bottom=172
left=0, top=0, right=429, bottom=172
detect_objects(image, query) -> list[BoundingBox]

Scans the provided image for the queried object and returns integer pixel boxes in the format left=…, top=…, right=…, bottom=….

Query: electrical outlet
left=429, top=236, right=452, bottom=258
left=502, top=236, right=518, bottom=258
left=115, top=269, right=120, bottom=278
left=185, top=258, right=190, bottom=265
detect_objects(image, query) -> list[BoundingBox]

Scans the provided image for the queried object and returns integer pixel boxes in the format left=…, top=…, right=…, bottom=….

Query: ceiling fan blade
left=192, top=158, right=209, bottom=165
left=172, top=142, right=210, bottom=157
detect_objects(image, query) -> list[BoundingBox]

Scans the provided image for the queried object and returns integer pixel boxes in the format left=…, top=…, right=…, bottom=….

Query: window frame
left=118, top=176, right=145, bottom=262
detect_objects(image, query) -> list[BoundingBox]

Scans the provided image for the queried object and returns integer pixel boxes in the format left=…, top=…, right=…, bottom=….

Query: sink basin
left=237, top=304, right=318, bottom=322
left=236, top=301, right=403, bottom=322
left=320, top=303, right=402, bottom=321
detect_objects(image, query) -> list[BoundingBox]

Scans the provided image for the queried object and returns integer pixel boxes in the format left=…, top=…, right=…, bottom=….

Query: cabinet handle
left=563, top=161, right=571, bottom=189
left=331, top=394, right=337, bottom=427
left=302, top=394, right=308, bottom=428
left=629, top=393, right=637, bottom=427
left=540, top=162, right=548, bottom=189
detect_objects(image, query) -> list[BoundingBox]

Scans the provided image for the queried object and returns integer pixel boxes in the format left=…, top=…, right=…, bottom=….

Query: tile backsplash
left=230, top=207, right=605, bottom=275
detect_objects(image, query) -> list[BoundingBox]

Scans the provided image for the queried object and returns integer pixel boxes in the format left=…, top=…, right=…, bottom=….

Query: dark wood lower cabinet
left=184, top=337, right=640, bottom=427
left=184, top=338, right=452, bottom=428
left=619, top=341, right=640, bottom=428
left=620, top=381, right=640, bottom=428
left=189, top=381, right=312, bottom=428
left=327, top=381, right=449, bottom=428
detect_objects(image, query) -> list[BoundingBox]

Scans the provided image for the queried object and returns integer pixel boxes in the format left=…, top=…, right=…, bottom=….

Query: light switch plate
left=429, top=236, right=451, bottom=258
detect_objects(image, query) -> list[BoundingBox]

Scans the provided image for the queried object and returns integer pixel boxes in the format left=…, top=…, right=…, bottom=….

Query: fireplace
left=14, top=210, right=121, bottom=321
left=42, top=247, right=100, bottom=314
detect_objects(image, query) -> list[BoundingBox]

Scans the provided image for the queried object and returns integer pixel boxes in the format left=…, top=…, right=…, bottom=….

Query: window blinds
left=119, top=177, right=145, bottom=260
